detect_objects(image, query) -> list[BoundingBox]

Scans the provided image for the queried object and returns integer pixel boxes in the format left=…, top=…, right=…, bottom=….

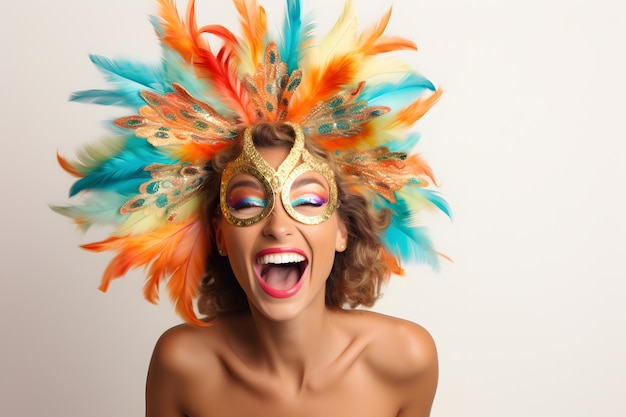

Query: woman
left=142, top=122, right=439, bottom=416
left=55, top=1, right=448, bottom=416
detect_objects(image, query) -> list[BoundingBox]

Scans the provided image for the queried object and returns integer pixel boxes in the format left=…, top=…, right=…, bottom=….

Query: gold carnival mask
left=220, top=123, right=338, bottom=227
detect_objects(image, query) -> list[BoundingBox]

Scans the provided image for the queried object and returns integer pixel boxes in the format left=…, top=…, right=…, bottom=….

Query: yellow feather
left=355, top=58, right=414, bottom=86
left=233, top=0, right=268, bottom=74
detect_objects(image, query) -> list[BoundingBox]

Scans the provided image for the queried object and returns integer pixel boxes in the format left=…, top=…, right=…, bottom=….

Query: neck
left=234, top=299, right=346, bottom=395
left=222, top=304, right=362, bottom=395
left=250, top=303, right=333, bottom=370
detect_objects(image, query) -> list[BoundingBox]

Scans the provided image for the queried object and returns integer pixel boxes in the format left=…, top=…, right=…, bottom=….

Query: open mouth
left=255, top=250, right=308, bottom=298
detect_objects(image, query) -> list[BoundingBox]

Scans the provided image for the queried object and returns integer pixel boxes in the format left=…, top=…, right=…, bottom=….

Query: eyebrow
left=291, top=175, right=327, bottom=189
left=228, top=178, right=264, bottom=192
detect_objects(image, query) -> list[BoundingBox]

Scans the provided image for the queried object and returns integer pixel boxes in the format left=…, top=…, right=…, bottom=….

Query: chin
left=248, top=275, right=328, bottom=323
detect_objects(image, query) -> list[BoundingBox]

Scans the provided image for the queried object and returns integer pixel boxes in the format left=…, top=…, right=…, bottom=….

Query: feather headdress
left=55, top=0, right=449, bottom=325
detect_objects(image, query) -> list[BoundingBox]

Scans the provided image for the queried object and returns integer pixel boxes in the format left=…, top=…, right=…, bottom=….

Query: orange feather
left=391, top=88, right=443, bottom=129
left=82, top=217, right=210, bottom=324
left=403, top=153, right=437, bottom=186
left=357, top=7, right=417, bottom=55
left=173, top=141, right=232, bottom=162
left=156, top=0, right=198, bottom=61
left=291, top=4, right=416, bottom=122
left=56, top=151, right=84, bottom=177
left=290, top=55, right=360, bottom=121
left=233, top=0, right=268, bottom=72
left=380, top=247, right=403, bottom=278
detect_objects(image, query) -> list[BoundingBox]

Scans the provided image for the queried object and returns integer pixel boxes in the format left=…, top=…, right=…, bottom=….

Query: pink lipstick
left=255, top=248, right=307, bottom=298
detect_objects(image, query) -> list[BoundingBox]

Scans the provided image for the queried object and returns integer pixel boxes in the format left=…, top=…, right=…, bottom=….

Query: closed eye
left=291, top=195, right=327, bottom=207
left=228, top=197, right=267, bottom=211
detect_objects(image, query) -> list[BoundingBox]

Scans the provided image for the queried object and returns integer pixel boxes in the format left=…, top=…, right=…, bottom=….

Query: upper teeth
left=257, top=253, right=306, bottom=265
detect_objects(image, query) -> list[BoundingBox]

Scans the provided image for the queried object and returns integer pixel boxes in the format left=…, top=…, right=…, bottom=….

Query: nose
left=261, top=198, right=294, bottom=240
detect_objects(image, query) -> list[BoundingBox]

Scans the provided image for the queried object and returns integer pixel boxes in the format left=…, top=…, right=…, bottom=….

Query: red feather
left=157, top=0, right=251, bottom=122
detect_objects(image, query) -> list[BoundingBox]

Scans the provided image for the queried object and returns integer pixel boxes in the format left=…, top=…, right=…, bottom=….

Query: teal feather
left=150, top=17, right=220, bottom=107
left=416, top=188, right=452, bottom=218
left=383, top=221, right=440, bottom=267
left=377, top=196, right=440, bottom=267
left=69, top=89, right=144, bottom=108
left=50, top=191, right=129, bottom=231
left=70, top=55, right=168, bottom=108
left=158, top=48, right=225, bottom=110
left=89, top=54, right=166, bottom=91
left=70, top=17, right=214, bottom=109
left=149, top=15, right=165, bottom=39
left=385, top=132, right=422, bottom=153
left=279, top=0, right=315, bottom=73
left=69, top=139, right=175, bottom=196
left=376, top=182, right=450, bottom=268
left=361, top=72, right=435, bottom=109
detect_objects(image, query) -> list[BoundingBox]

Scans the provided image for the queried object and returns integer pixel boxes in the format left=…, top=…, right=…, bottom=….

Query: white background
left=1, top=0, right=625, bottom=416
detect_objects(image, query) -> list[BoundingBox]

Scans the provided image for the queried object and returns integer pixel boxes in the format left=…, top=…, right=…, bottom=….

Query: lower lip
left=257, top=273, right=305, bottom=298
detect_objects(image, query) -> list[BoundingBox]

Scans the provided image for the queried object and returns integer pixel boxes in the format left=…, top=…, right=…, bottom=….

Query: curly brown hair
left=197, top=123, right=392, bottom=321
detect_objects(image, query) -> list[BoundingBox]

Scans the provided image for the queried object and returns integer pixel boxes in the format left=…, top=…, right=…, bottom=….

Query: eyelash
left=291, top=195, right=327, bottom=207
left=228, top=197, right=266, bottom=210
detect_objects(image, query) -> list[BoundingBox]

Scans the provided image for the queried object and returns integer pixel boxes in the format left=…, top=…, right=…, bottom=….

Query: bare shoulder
left=351, top=310, right=438, bottom=382
left=146, top=322, right=228, bottom=416
left=148, top=321, right=228, bottom=375
left=341, top=310, right=438, bottom=416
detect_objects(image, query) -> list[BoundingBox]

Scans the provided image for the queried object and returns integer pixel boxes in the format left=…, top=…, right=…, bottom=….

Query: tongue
left=262, top=265, right=300, bottom=290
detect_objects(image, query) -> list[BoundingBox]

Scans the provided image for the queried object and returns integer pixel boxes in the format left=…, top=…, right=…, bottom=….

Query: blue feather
left=70, top=139, right=175, bottom=196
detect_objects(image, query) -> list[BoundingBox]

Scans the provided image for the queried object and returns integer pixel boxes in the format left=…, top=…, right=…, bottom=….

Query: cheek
left=219, top=224, right=254, bottom=271
left=307, top=222, right=340, bottom=276
left=220, top=222, right=252, bottom=248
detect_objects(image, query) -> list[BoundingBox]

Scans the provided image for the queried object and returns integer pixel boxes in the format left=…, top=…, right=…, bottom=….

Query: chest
left=180, top=361, right=401, bottom=417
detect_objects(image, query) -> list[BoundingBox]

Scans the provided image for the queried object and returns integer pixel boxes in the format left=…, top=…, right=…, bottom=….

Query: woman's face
left=214, top=145, right=347, bottom=322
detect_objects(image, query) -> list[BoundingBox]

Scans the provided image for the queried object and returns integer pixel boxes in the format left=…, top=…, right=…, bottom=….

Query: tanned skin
left=146, top=310, right=437, bottom=417
left=145, top=146, right=438, bottom=417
